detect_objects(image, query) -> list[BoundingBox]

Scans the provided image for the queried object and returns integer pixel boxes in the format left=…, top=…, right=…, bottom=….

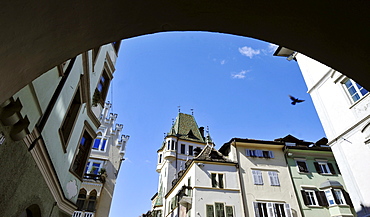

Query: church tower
left=152, top=112, right=211, bottom=215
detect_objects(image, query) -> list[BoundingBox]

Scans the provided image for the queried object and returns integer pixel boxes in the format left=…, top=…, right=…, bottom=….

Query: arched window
left=86, top=190, right=97, bottom=212
left=19, top=204, right=41, bottom=217
left=76, top=189, right=87, bottom=210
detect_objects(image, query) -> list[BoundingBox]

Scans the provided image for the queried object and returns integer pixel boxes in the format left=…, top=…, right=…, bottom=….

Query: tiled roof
left=168, top=113, right=205, bottom=143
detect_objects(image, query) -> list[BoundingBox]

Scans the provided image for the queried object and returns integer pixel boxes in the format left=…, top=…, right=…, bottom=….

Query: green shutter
left=225, top=206, right=233, bottom=217
left=206, top=205, right=215, bottom=217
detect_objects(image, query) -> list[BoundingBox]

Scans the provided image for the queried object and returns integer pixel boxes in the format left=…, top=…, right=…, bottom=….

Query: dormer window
left=343, top=79, right=368, bottom=103
left=246, top=149, right=274, bottom=158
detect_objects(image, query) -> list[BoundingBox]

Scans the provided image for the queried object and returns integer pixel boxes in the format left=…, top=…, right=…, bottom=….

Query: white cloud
left=267, top=43, right=278, bottom=53
left=145, top=160, right=151, bottom=164
left=220, top=60, right=226, bottom=65
left=238, top=46, right=261, bottom=58
left=231, top=70, right=249, bottom=79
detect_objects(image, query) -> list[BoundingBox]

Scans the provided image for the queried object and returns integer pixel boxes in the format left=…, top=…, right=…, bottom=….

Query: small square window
left=296, top=160, right=309, bottom=173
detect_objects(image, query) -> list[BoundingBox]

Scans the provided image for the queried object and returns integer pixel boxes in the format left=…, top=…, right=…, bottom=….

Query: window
left=314, top=162, right=336, bottom=175
left=207, top=203, right=233, bottom=217
left=268, top=171, right=280, bottom=186
left=301, top=189, right=328, bottom=207
left=211, top=173, right=224, bottom=188
left=167, top=140, right=170, bottom=150
left=252, top=170, right=263, bottom=185
left=253, top=202, right=292, bottom=217
left=86, top=190, right=97, bottom=212
left=171, top=140, right=175, bottom=150
left=296, top=160, right=309, bottom=173
left=158, top=154, right=162, bottom=163
left=180, top=144, right=186, bottom=154
left=71, top=130, right=94, bottom=178
left=323, top=189, right=349, bottom=206
left=76, top=189, right=87, bottom=210
left=60, top=88, right=82, bottom=149
left=324, top=190, right=335, bottom=205
left=92, top=138, right=107, bottom=151
left=246, top=149, right=274, bottom=158
left=95, top=69, right=110, bottom=105
left=344, top=79, right=368, bottom=102
left=85, top=159, right=104, bottom=175
left=189, top=145, right=193, bottom=156
left=333, top=189, right=345, bottom=205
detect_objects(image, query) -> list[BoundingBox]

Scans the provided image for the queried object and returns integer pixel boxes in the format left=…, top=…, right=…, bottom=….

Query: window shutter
left=284, top=204, right=292, bottom=217
left=218, top=174, right=224, bottom=189
left=206, top=205, right=215, bottom=217
left=342, top=189, right=354, bottom=207
left=328, top=163, right=336, bottom=174
left=274, top=173, right=280, bottom=186
left=331, top=189, right=340, bottom=204
left=301, top=190, right=310, bottom=205
left=212, top=174, right=217, bottom=188
left=246, top=149, right=251, bottom=156
left=267, top=203, right=274, bottom=217
left=253, top=202, right=260, bottom=217
left=269, top=151, right=274, bottom=158
left=336, top=163, right=341, bottom=174
left=316, top=191, right=329, bottom=207
left=268, top=171, right=274, bottom=185
left=225, top=206, right=234, bottom=217
left=256, top=150, right=263, bottom=157
left=314, top=162, right=322, bottom=174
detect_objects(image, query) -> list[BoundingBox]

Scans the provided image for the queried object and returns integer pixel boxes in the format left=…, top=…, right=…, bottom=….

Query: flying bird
left=289, top=95, right=305, bottom=105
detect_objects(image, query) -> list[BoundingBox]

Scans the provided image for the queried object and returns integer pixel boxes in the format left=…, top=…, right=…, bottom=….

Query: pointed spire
left=206, top=126, right=214, bottom=147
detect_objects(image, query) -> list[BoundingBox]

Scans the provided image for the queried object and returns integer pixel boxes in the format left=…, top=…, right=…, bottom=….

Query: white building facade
left=275, top=47, right=370, bottom=216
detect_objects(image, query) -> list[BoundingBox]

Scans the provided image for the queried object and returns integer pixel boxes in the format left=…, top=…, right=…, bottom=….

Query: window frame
left=253, top=202, right=292, bottom=217
left=211, top=173, right=224, bottom=189
left=252, top=170, right=263, bottom=185
left=70, top=122, right=96, bottom=180
left=85, top=159, right=105, bottom=175
left=189, top=145, right=193, bottom=156
left=92, top=137, right=108, bottom=152
left=59, top=86, right=82, bottom=152
left=180, top=144, right=186, bottom=154
left=268, top=171, right=280, bottom=186
left=296, top=160, right=309, bottom=173
left=246, top=149, right=274, bottom=158
left=343, top=78, right=369, bottom=103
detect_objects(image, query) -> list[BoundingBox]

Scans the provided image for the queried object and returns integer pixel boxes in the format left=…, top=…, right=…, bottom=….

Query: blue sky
left=107, top=32, right=325, bottom=216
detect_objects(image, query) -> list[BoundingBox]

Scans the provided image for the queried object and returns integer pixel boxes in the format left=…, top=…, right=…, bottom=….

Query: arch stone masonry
left=1, top=1, right=370, bottom=104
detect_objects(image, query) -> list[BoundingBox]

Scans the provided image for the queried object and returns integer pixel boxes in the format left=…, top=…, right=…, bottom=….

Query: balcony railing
left=72, top=211, right=94, bottom=217
left=83, top=173, right=106, bottom=183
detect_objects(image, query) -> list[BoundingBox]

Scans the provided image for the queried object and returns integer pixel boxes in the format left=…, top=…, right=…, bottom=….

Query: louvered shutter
left=328, top=163, right=336, bottom=174
left=218, top=174, right=224, bottom=188
left=253, top=202, right=260, bottom=217
left=246, top=149, right=251, bottom=156
left=284, top=204, right=292, bottom=217
left=206, top=205, right=215, bottom=217
left=257, top=150, right=263, bottom=157
left=269, top=151, right=274, bottom=158
left=342, top=189, right=354, bottom=207
left=301, top=190, right=310, bottom=205
left=267, top=203, right=274, bottom=217
left=225, top=206, right=233, bottom=217
left=314, top=162, right=322, bottom=174
left=316, top=191, right=329, bottom=206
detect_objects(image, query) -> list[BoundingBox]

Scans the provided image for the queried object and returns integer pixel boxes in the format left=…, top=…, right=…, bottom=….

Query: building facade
left=73, top=102, right=129, bottom=217
left=274, top=47, right=370, bottom=216
left=0, top=42, right=121, bottom=217
left=277, top=135, right=354, bottom=217
left=220, top=138, right=302, bottom=217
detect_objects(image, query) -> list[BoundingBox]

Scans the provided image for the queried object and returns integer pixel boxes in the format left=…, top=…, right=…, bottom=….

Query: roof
left=320, top=180, right=343, bottom=189
left=168, top=113, right=205, bottom=143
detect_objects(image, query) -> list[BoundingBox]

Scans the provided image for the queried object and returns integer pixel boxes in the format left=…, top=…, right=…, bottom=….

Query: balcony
left=72, top=211, right=94, bottom=217
left=83, top=173, right=106, bottom=183
left=164, top=150, right=176, bottom=160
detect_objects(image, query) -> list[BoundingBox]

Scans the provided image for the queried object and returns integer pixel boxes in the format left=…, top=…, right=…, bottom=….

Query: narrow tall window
left=158, top=154, right=162, bottom=163
left=333, top=189, right=345, bottom=205
left=215, top=203, right=225, bottom=217
left=60, top=88, right=81, bottom=148
left=206, top=205, right=215, bottom=217
left=189, top=145, right=193, bottom=156
left=344, top=79, right=368, bottom=102
left=86, top=190, right=97, bottom=212
left=252, top=170, right=263, bottom=185
left=71, top=130, right=93, bottom=178
left=76, top=189, right=87, bottom=210
left=180, top=144, right=186, bottom=154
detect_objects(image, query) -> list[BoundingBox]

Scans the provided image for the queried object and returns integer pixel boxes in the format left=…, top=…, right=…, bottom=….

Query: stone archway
left=1, top=1, right=370, bottom=104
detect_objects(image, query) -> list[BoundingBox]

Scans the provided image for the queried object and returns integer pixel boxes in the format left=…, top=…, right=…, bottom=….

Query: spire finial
left=191, top=108, right=194, bottom=115
left=178, top=106, right=181, bottom=113
left=206, top=126, right=209, bottom=134
left=172, top=118, right=174, bottom=125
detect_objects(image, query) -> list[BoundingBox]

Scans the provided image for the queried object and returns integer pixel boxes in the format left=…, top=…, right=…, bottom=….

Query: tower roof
left=168, top=113, right=205, bottom=143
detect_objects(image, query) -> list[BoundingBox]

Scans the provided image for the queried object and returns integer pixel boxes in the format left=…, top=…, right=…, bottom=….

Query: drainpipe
left=234, top=139, right=249, bottom=216
left=28, top=57, right=76, bottom=151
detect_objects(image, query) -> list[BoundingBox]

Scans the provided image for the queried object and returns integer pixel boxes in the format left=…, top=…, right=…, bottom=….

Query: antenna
left=191, top=108, right=194, bottom=115
left=178, top=106, right=181, bottom=113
